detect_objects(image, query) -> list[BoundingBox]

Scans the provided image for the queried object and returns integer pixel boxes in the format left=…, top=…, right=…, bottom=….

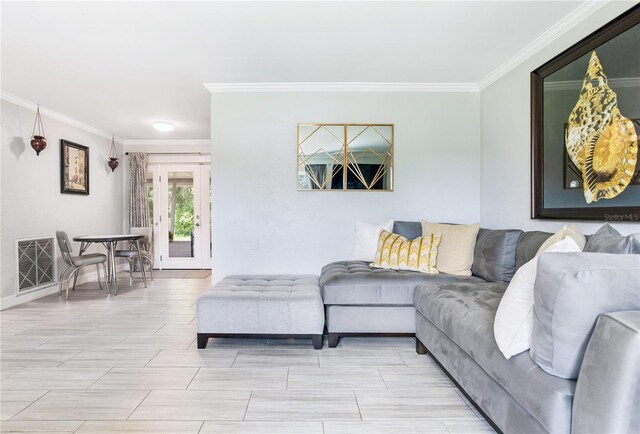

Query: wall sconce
left=108, top=135, right=119, bottom=172
left=30, top=105, right=47, bottom=156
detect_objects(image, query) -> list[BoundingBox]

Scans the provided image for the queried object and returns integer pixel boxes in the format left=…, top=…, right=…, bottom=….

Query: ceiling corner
left=478, top=0, right=611, bottom=91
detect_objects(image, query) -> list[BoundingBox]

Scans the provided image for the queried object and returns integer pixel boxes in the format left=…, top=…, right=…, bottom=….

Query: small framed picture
left=60, top=139, right=89, bottom=195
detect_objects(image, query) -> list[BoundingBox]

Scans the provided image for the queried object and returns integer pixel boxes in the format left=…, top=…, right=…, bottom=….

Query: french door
left=148, top=164, right=211, bottom=269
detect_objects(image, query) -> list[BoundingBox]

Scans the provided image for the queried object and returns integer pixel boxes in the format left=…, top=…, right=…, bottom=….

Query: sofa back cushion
left=515, top=231, right=553, bottom=270
left=530, top=252, right=640, bottom=379
left=392, top=221, right=422, bottom=240
left=471, top=229, right=523, bottom=283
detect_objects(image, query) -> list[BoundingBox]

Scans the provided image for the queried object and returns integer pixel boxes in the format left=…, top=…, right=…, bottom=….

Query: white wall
left=211, top=92, right=481, bottom=281
left=1, top=100, right=125, bottom=306
left=123, top=141, right=210, bottom=155
left=480, top=1, right=640, bottom=235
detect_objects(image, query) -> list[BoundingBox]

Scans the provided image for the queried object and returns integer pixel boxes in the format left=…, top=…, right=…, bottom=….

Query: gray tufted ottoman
left=197, top=275, right=325, bottom=349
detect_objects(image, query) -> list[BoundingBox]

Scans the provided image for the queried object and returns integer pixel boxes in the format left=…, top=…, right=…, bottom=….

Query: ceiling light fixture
left=153, top=121, right=174, bottom=132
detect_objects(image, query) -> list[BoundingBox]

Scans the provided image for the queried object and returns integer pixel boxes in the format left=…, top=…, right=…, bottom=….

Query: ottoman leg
left=328, top=333, right=339, bottom=348
left=197, top=333, right=209, bottom=349
left=416, top=338, right=427, bottom=355
left=312, top=335, right=323, bottom=350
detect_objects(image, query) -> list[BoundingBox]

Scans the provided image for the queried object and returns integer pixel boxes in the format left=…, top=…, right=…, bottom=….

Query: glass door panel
left=148, top=164, right=211, bottom=270
left=158, top=165, right=203, bottom=269
left=167, top=171, right=195, bottom=258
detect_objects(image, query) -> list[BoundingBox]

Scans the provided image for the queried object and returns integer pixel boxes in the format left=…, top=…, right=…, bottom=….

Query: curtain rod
left=124, top=152, right=210, bottom=156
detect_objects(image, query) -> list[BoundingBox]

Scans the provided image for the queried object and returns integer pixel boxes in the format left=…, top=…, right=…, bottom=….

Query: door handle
left=195, top=223, right=200, bottom=227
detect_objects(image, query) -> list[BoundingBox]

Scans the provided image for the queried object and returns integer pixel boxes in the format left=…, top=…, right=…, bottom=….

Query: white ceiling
left=1, top=1, right=587, bottom=140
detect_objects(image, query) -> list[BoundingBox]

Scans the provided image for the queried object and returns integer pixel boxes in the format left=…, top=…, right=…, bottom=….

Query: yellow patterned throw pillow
left=371, top=230, right=441, bottom=274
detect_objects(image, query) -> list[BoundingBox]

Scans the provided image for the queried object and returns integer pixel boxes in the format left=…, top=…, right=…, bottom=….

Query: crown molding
left=478, top=0, right=611, bottom=90
left=205, top=0, right=613, bottom=97
left=122, top=139, right=210, bottom=146
left=204, top=82, right=480, bottom=93
left=1, top=90, right=123, bottom=143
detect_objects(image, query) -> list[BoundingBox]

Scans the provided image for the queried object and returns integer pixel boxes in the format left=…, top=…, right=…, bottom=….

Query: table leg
left=109, top=241, right=118, bottom=295
left=100, top=242, right=112, bottom=284
left=103, top=244, right=111, bottom=285
left=135, top=240, right=147, bottom=288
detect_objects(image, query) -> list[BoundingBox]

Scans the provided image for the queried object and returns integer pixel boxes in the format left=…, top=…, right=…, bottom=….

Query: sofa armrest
left=572, top=311, right=640, bottom=434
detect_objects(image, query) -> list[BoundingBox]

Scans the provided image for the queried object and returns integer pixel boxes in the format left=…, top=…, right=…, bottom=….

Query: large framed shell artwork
left=531, top=5, right=640, bottom=221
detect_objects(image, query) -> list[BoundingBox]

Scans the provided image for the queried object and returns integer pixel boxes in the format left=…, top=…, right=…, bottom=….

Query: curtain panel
left=128, top=153, right=150, bottom=227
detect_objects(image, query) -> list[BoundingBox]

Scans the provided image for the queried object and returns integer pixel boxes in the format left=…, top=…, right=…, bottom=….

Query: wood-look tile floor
left=0, top=276, right=495, bottom=433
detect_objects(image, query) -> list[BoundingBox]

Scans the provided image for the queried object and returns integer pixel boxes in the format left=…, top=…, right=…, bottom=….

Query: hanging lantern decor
left=108, top=135, right=119, bottom=172
left=30, top=105, right=47, bottom=156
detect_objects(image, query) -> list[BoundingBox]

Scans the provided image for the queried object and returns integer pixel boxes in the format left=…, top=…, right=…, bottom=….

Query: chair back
left=130, top=227, right=152, bottom=244
left=55, top=230, right=73, bottom=264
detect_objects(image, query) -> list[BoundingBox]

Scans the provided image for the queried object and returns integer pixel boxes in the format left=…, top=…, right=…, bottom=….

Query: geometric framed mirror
left=297, top=123, right=394, bottom=191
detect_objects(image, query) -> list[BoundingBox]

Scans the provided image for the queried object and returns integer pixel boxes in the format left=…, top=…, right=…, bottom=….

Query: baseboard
left=0, top=285, right=60, bottom=310
left=0, top=264, right=127, bottom=310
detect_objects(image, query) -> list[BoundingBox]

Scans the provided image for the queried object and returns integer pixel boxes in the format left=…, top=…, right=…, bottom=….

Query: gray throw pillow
left=530, top=252, right=640, bottom=379
left=471, top=228, right=523, bottom=283
left=583, top=223, right=640, bottom=254
left=392, top=221, right=422, bottom=240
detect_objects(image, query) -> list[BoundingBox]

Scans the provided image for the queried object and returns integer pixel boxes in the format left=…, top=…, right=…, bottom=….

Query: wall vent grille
left=16, top=237, right=57, bottom=294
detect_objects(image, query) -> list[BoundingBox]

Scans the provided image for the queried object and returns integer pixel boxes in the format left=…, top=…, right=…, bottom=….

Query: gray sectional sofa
left=319, top=222, right=640, bottom=434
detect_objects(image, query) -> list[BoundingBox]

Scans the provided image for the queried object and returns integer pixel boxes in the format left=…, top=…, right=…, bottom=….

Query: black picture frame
left=531, top=5, right=640, bottom=221
left=60, top=139, right=90, bottom=195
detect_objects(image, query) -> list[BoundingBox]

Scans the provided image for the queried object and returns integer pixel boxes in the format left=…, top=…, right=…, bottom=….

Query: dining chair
left=55, top=230, right=108, bottom=300
left=114, top=227, right=153, bottom=286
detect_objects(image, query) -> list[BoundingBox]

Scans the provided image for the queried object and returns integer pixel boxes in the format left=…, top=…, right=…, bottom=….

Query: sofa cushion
left=320, top=260, right=485, bottom=305
left=537, top=224, right=586, bottom=253
left=471, top=228, right=523, bottom=283
left=392, top=221, right=422, bottom=240
left=572, top=311, right=640, bottom=434
left=414, top=282, right=575, bottom=433
left=515, top=231, right=552, bottom=270
left=583, top=223, right=640, bottom=254
left=421, top=221, right=480, bottom=276
left=414, top=281, right=507, bottom=349
left=531, top=252, right=640, bottom=379
left=494, top=238, right=582, bottom=360
left=352, top=219, right=395, bottom=261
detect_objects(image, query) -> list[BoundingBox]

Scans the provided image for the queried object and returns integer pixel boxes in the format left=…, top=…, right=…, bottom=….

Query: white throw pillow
left=494, top=237, right=582, bottom=359
left=537, top=224, right=586, bottom=253
left=352, top=220, right=394, bottom=261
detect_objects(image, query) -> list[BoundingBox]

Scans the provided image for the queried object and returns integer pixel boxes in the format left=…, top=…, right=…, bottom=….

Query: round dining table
left=73, top=234, right=146, bottom=295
